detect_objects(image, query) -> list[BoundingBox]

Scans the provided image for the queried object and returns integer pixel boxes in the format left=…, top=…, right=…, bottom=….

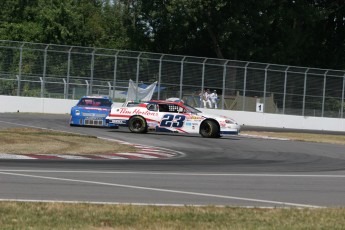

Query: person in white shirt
left=210, top=90, right=219, bottom=109
left=203, top=89, right=212, bottom=108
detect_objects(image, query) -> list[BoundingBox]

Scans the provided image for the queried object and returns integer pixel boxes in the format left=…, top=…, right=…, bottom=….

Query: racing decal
left=219, top=121, right=227, bottom=127
left=117, top=108, right=158, bottom=116
left=160, top=114, right=186, bottom=128
left=175, top=128, right=188, bottom=133
left=82, top=112, right=107, bottom=117
left=111, top=119, right=127, bottom=124
left=80, top=107, right=109, bottom=111
left=147, top=121, right=159, bottom=128
left=185, top=115, right=203, bottom=122
left=108, top=114, right=131, bottom=118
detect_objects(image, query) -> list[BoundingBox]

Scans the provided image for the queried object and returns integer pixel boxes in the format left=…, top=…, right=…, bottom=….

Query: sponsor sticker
left=190, top=115, right=202, bottom=120
left=219, top=121, right=227, bottom=127
left=112, top=119, right=126, bottom=124
left=118, top=108, right=158, bottom=116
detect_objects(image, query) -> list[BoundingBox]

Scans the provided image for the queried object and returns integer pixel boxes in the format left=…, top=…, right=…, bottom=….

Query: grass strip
left=0, top=128, right=137, bottom=155
left=241, top=131, right=345, bottom=145
left=0, top=202, right=344, bottom=230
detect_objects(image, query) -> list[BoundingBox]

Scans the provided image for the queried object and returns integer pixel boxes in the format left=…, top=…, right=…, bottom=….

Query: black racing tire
left=128, top=116, right=147, bottom=133
left=200, top=120, right=220, bottom=138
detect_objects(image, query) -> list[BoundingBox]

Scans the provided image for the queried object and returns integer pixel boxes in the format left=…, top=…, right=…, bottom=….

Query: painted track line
left=240, top=133, right=290, bottom=140
left=0, top=171, right=323, bottom=208
left=1, top=170, right=344, bottom=178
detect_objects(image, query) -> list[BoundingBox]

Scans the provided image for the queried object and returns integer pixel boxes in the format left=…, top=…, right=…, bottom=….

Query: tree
left=0, top=0, right=344, bottom=69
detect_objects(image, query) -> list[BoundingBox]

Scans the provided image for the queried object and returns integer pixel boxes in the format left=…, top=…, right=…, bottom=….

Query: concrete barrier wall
left=1, top=95, right=344, bottom=132
left=0, top=95, right=78, bottom=114
left=199, top=108, right=345, bottom=132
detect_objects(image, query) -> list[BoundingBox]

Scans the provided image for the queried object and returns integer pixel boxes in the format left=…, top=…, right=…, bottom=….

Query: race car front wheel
left=128, top=116, right=148, bottom=133
left=200, top=120, right=220, bottom=138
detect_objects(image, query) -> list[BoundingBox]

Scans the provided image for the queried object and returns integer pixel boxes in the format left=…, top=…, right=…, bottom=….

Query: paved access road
left=0, top=113, right=344, bottom=208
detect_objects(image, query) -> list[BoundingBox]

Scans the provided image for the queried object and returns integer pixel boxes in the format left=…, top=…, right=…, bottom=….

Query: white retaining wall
left=0, top=95, right=78, bottom=114
left=199, top=108, right=345, bottom=132
left=0, top=95, right=344, bottom=132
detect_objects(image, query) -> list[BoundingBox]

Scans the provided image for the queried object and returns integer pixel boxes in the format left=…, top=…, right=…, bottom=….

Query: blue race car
left=70, top=96, right=116, bottom=127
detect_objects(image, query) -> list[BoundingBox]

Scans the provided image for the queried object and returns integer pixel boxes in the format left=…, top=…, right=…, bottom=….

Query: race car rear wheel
left=200, top=120, right=220, bottom=138
left=128, top=116, right=147, bottom=133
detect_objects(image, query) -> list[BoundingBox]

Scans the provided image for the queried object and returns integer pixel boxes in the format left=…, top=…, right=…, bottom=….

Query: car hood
left=196, top=112, right=239, bottom=124
left=72, top=106, right=111, bottom=112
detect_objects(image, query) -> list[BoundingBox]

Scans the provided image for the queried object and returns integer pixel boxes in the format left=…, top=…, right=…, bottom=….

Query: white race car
left=106, top=100, right=240, bottom=138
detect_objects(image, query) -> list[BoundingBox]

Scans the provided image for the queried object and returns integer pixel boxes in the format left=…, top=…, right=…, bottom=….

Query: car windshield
left=183, top=103, right=201, bottom=114
left=77, top=98, right=112, bottom=107
left=123, top=101, right=141, bottom=107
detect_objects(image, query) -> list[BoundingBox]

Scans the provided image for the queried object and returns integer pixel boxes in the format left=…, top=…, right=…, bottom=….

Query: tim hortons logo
left=119, top=108, right=158, bottom=116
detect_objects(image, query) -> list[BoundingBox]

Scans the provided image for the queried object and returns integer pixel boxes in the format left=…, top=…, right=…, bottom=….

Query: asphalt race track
left=0, top=113, right=345, bottom=208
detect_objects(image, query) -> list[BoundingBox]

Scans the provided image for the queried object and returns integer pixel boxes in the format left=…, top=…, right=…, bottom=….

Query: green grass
left=0, top=128, right=137, bottom=155
left=241, top=131, right=345, bottom=145
left=0, top=202, right=344, bottom=230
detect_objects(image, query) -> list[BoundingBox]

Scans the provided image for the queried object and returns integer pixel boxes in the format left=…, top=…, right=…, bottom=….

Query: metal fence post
left=107, top=82, right=112, bottom=98
left=302, top=68, right=309, bottom=116
left=90, top=49, right=95, bottom=95
left=85, top=80, right=89, bottom=96
left=263, top=64, right=270, bottom=113
left=221, top=60, right=229, bottom=110
left=179, top=57, right=186, bottom=99
left=242, top=62, right=250, bottom=111
left=16, top=75, right=20, bottom=96
left=158, top=54, right=164, bottom=100
left=63, top=78, right=67, bottom=97
left=17, top=43, right=24, bottom=96
left=135, top=52, right=142, bottom=101
left=66, top=46, right=73, bottom=99
left=322, top=70, right=329, bottom=117
left=201, top=58, right=207, bottom=100
left=341, top=74, right=345, bottom=118
left=283, top=66, right=290, bottom=115
left=112, top=51, right=119, bottom=99
left=39, top=77, right=44, bottom=97
left=42, top=44, right=49, bottom=98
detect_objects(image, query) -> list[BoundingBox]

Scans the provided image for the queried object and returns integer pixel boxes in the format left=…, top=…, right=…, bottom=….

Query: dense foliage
left=0, top=0, right=344, bottom=69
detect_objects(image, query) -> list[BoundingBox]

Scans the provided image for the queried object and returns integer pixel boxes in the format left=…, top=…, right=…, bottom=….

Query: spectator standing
left=203, top=89, right=212, bottom=108
left=210, top=90, right=219, bottom=109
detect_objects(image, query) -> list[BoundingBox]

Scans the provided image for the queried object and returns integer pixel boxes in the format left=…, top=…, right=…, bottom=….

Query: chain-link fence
left=0, top=40, right=344, bottom=118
